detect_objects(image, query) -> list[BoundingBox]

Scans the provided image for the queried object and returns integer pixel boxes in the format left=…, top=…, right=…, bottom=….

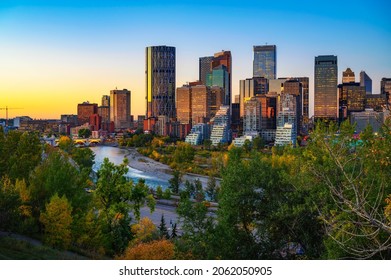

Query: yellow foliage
left=385, top=195, right=391, bottom=223
left=152, top=150, right=160, bottom=160
left=131, top=217, right=158, bottom=244
left=118, top=239, right=175, bottom=260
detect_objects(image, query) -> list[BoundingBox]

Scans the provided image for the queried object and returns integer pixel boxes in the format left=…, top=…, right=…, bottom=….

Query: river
left=90, top=146, right=170, bottom=189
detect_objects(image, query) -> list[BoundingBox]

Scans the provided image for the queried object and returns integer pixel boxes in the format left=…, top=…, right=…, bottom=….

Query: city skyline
left=1, top=0, right=390, bottom=119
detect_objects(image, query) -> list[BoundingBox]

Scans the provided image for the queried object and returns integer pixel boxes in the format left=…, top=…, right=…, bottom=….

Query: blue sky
left=0, top=0, right=390, bottom=118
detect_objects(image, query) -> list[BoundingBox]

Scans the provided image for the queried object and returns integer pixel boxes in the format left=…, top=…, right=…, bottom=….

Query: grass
left=0, top=236, right=88, bottom=260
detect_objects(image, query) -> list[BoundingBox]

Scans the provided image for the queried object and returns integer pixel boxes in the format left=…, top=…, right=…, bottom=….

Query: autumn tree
left=117, top=239, right=175, bottom=260
left=39, top=193, right=73, bottom=250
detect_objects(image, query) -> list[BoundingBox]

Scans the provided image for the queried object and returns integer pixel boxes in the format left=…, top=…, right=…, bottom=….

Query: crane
left=0, top=106, right=23, bottom=127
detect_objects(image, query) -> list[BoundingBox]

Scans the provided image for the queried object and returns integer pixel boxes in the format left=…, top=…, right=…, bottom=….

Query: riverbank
left=121, top=147, right=221, bottom=187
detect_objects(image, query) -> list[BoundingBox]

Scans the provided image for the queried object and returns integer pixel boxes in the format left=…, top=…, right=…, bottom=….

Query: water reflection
left=90, top=146, right=169, bottom=189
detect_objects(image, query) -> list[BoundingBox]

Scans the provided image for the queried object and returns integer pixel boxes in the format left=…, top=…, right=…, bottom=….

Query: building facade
left=146, top=46, right=176, bottom=118
left=77, top=102, right=98, bottom=126
left=110, top=89, right=131, bottom=129
left=253, top=45, right=276, bottom=80
left=360, top=71, right=372, bottom=95
left=314, top=55, right=338, bottom=120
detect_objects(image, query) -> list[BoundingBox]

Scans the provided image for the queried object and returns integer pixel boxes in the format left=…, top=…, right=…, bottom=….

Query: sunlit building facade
left=146, top=46, right=176, bottom=118
left=110, top=89, right=131, bottom=129
left=314, top=55, right=338, bottom=120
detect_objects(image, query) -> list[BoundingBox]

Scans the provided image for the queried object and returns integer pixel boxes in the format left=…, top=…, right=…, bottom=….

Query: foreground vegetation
left=1, top=120, right=390, bottom=259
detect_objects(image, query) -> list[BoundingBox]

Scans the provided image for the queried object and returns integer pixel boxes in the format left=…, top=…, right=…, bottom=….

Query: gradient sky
left=1, top=0, right=390, bottom=119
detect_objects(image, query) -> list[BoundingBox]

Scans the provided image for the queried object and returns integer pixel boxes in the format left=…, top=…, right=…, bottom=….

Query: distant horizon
left=1, top=0, right=390, bottom=119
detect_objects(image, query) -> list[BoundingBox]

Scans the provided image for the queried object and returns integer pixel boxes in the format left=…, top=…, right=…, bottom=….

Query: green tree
left=301, top=120, right=391, bottom=259
left=29, top=150, right=89, bottom=216
left=0, top=177, right=21, bottom=231
left=206, top=176, right=219, bottom=202
left=168, top=169, right=182, bottom=194
left=94, top=158, right=155, bottom=255
left=39, top=193, right=73, bottom=250
left=78, top=128, right=92, bottom=139
left=158, top=214, right=169, bottom=239
left=72, top=147, right=95, bottom=172
left=252, top=136, right=265, bottom=151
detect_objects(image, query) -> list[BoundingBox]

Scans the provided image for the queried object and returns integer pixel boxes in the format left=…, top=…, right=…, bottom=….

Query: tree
left=78, top=128, right=92, bottom=139
left=71, top=147, right=95, bottom=172
left=252, top=136, right=265, bottom=151
left=39, top=193, right=73, bottom=250
left=206, top=175, right=219, bottom=202
left=301, top=120, right=391, bottom=259
left=158, top=214, right=169, bottom=239
left=5, top=132, right=42, bottom=183
left=94, top=158, right=155, bottom=255
left=58, top=136, right=74, bottom=153
left=29, top=150, right=89, bottom=216
left=117, top=239, right=175, bottom=260
left=0, top=177, right=21, bottom=231
left=131, top=217, right=158, bottom=244
left=168, top=169, right=182, bottom=194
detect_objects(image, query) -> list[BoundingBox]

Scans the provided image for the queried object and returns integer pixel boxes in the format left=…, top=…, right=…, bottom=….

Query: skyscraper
left=199, top=56, right=214, bottom=85
left=146, top=46, right=176, bottom=118
left=253, top=45, right=276, bottom=80
left=360, top=71, right=372, bottom=95
left=342, top=68, right=355, bottom=83
left=314, top=55, right=338, bottom=120
left=199, top=51, right=232, bottom=106
left=77, top=101, right=98, bottom=125
left=381, top=78, right=391, bottom=108
left=110, top=89, right=131, bottom=129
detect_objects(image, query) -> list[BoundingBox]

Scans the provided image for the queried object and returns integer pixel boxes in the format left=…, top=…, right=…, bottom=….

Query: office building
left=381, top=78, right=391, bottom=108
left=200, top=51, right=232, bottom=106
left=146, top=46, right=176, bottom=118
left=338, top=83, right=366, bottom=122
left=239, top=77, right=268, bottom=117
left=110, top=89, right=131, bottom=129
left=176, top=85, right=192, bottom=124
left=314, top=55, right=338, bottom=120
left=253, top=45, right=276, bottom=80
left=342, top=68, right=355, bottom=83
left=360, top=71, right=372, bottom=95
left=350, top=109, right=384, bottom=133
left=365, top=94, right=387, bottom=111
left=199, top=56, right=214, bottom=85
left=77, top=102, right=98, bottom=126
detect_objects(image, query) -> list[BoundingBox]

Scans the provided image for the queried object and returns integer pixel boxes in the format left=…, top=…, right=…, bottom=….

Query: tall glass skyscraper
left=253, top=45, right=276, bottom=80
left=146, top=46, right=176, bottom=118
left=359, top=71, right=372, bottom=95
left=199, top=56, right=214, bottom=85
left=314, top=55, right=338, bottom=120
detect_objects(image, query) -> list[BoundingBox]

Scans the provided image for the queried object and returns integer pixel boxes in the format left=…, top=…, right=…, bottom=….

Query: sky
left=0, top=0, right=390, bottom=119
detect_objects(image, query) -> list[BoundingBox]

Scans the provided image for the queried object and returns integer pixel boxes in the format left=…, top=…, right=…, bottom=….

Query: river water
left=89, top=146, right=169, bottom=189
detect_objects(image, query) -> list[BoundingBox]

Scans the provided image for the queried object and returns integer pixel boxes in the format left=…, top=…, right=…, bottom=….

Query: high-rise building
left=200, top=51, right=232, bottom=105
left=192, top=85, right=211, bottom=124
left=253, top=45, right=276, bottom=80
left=239, top=77, right=268, bottom=117
left=199, top=56, right=214, bottom=85
left=110, top=89, right=131, bottom=129
left=98, top=95, right=110, bottom=132
left=314, top=55, right=338, bottom=120
left=381, top=78, right=391, bottom=108
left=146, top=46, right=176, bottom=118
left=282, top=80, right=302, bottom=133
left=342, top=68, right=355, bottom=83
left=275, top=94, right=297, bottom=146
left=207, top=65, right=230, bottom=106
left=338, top=83, right=366, bottom=122
left=176, top=85, right=192, bottom=124
left=360, top=71, right=372, bottom=95
left=365, top=94, right=387, bottom=111
left=101, top=95, right=110, bottom=107
left=77, top=102, right=98, bottom=126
